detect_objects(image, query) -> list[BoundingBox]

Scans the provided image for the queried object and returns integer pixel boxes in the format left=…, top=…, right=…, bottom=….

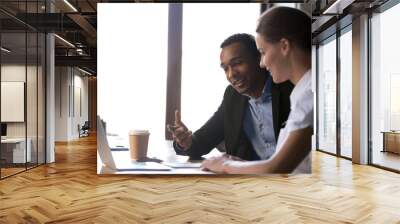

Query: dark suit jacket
left=174, top=77, right=293, bottom=161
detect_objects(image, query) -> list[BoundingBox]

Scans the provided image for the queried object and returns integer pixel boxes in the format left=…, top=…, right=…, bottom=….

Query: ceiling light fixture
left=1, top=47, right=11, bottom=53
left=54, top=34, right=75, bottom=48
left=78, top=67, right=92, bottom=76
left=323, top=0, right=355, bottom=15
left=63, top=0, right=78, bottom=12
left=76, top=48, right=85, bottom=56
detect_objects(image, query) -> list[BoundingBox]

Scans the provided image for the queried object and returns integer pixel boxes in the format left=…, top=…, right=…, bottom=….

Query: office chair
left=79, top=121, right=90, bottom=138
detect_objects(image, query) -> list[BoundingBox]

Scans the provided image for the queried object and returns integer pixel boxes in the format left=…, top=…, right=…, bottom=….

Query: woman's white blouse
left=275, top=69, right=313, bottom=173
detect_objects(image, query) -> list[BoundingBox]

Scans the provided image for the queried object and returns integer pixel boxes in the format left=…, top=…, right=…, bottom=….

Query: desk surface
left=1, top=138, right=28, bottom=143
left=98, top=135, right=221, bottom=174
left=381, top=131, right=400, bottom=134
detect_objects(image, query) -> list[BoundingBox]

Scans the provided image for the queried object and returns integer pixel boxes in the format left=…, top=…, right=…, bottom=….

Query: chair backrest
left=82, top=121, right=90, bottom=129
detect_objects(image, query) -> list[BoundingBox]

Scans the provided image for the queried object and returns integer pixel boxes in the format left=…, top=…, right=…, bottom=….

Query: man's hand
left=167, top=110, right=193, bottom=150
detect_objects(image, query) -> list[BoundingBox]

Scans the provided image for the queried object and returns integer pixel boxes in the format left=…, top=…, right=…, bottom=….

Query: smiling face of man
left=220, top=42, right=265, bottom=97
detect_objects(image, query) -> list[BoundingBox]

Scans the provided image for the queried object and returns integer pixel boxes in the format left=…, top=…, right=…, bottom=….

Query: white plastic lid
left=129, top=130, right=150, bottom=135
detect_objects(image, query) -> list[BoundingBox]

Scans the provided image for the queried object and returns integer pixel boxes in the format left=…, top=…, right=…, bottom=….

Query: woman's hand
left=226, top=154, right=245, bottom=161
left=201, top=154, right=233, bottom=174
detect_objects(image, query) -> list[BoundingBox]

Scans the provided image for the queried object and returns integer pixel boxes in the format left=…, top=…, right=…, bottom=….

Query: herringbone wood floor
left=1, top=134, right=399, bottom=223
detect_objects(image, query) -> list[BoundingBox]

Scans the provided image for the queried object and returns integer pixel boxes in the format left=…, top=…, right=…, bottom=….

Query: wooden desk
left=98, top=136, right=220, bottom=174
left=381, top=131, right=400, bottom=154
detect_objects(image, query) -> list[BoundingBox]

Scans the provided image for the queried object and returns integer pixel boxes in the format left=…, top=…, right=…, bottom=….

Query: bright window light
left=98, top=4, right=168, bottom=149
left=339, top=29, right=352, bottom=158
left=181, top=3, right=260, bottom=131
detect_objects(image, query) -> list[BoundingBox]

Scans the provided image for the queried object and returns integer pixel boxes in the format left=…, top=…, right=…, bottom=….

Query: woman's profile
left=201, top=6, right=313, bottom=174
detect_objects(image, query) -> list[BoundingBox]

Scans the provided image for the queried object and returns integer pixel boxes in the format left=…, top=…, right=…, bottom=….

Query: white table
left=98, top=135, right=222, bottom=175
left=1, top=138, right=31, bottom=163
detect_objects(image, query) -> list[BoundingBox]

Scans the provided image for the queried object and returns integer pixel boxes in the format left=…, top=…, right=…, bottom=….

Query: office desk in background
left=382, top=131, right=400, bottom=154
left=1, top=138, right=32, bottom=164
left=98, top=135, right=220, bottom=174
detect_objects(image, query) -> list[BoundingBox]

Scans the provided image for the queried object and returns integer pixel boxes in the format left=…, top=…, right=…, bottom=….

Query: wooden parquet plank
left=1, top=134, right=400, bottom=223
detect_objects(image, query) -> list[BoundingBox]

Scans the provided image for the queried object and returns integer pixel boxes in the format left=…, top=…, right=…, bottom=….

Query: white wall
left=55, top=66, right=89, bottom=141
left=55, top=66, right=69, bottom=141
left=74, top=72, right=89, bottom=136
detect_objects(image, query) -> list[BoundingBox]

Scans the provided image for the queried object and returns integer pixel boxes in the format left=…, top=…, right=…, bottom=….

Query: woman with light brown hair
left=201, top=6, right=313, bottom=174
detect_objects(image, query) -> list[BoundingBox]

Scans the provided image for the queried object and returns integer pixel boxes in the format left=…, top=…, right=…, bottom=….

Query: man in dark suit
left=167, top=33, right=293, bottom=161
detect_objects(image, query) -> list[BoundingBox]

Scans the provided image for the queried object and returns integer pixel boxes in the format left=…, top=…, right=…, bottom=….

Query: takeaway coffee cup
left=128, top=130, right=150, bottom=161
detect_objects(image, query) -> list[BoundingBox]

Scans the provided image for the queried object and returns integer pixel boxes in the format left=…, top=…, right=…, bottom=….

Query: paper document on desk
left=162, top=162, right=202, bottom=168
left=116, top=161, right=172, bottom=171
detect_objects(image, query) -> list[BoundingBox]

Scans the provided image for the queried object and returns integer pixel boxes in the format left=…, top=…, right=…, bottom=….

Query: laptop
left=97, top=116, right=171, bottom=171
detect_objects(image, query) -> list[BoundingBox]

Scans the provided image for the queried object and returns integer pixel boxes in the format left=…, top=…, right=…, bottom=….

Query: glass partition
left=339, top=28, right=352, bottom=158
left=27, top=30, right=38, bottom=169
left=370, top=2, right=400, bottom=171
left=38, top=32, right=45, bottom=165
left=1, top=31, right=28, bottom=178
left=317, top=36, right=337, bottom=155
left=0, top=1, right=46, bottom=179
